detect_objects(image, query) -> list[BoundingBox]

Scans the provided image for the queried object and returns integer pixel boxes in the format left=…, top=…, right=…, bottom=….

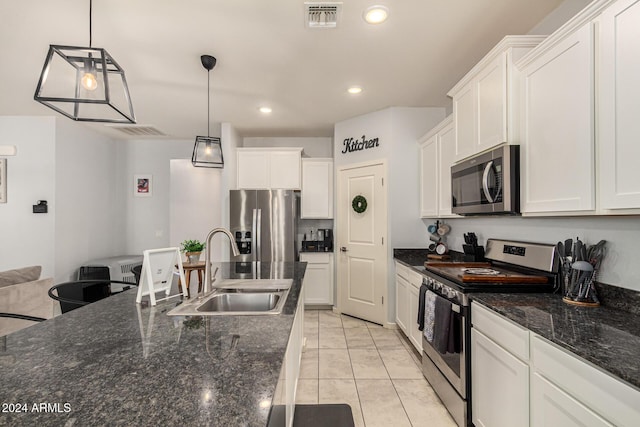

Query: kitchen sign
left=341, top=135, right=380, bottom=154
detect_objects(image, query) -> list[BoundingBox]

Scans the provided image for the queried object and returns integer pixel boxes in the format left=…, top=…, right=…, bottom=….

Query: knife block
left=463, top=245, right=485, bottom=262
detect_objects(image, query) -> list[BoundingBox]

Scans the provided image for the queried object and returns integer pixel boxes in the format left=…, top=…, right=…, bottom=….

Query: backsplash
left=427, top=216, right=640, bottom=292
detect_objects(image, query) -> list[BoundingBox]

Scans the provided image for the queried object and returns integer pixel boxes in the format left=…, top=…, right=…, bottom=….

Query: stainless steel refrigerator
left=230, top=189, right=298, bottom=262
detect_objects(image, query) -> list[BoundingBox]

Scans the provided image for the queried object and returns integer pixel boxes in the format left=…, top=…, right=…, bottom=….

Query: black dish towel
left=433, top=294, right=452, bottom=354
left=417, top=283, right=428, bottom=331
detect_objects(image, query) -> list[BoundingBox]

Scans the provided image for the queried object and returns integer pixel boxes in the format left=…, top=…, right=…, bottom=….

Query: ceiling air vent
left=305, top=2, right=342, bottom=28
left=106, top=125, right=167, bottom=137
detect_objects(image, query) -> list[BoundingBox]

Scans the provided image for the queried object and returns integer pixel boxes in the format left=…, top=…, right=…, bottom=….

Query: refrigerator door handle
left=256, top=208, right=262, bottom=261
left=252, top=209, right=258, bottom=262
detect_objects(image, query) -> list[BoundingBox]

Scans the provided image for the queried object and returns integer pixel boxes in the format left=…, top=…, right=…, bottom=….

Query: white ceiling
left=0, top=0, right=568, bottom=139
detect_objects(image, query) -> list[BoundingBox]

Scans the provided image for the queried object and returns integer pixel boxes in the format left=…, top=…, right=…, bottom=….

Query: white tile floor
left=299, top=309, right=457, bottom=427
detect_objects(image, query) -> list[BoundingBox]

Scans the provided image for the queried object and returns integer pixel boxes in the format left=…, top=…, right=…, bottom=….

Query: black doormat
left=294, top=404, right=355, bottom=427
left=269, top=404, right=355, bottom=427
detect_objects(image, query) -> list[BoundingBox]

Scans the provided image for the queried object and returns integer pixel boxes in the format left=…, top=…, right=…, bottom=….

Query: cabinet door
left=521, top=23, right=595, bottom=213
left=270, top=151, right=301, bottom=189
left=453, top=83, right=477, bottom=162
left=300, top=255, right=333, bottom=305
left=598, top=0, right=640, bottom=210
left=301, top=159, right=333, bottom=218
left=438, top=121, right=456, bottom=217
left=420, top=136, right=438, bottom=218
left=237, top=151, right=269, bottom=189
left=531, top=373, right=613, bottom=427
left=471, top=328, right=529, bottom=427
left=477, top=52, right=508, bottom=153
left=395, top=274, right=409, bottom=333
left=407, top=284, right=422, bottom=353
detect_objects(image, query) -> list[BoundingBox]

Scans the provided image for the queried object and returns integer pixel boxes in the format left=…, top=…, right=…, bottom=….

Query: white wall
left=220, top=123, right=241, bottom=260
left=169, top=159, right=222, bottom=261
left=243, top=137, right=333, bottom=158
left=54, top=119, right=126, bottom=282
left=528, top=0, right=592, bottom=34
left=118, top=138, right=193, bottom=254
left=334, top=107, right=447, bottom=323
left=431, top=216, right=640, bottom=291
left=0, top=116, right=56, bottom=277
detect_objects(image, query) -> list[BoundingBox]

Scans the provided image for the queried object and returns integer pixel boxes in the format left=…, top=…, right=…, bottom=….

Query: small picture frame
left=0, top=158, right=6, bottom=203
left=134, top=174, right=152, bottom=197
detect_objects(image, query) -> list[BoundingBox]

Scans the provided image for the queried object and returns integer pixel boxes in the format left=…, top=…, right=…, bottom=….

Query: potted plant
left=180, top=239, right=205, bottom=264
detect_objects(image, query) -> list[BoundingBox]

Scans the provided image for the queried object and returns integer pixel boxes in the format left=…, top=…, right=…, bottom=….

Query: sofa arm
left=0, top=277, right=55, bottom=337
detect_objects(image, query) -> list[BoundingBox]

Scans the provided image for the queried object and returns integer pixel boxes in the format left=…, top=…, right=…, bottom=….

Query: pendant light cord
left=207, top=69, right=211, bottom=137
left=88, top=0, right=93, bottom=47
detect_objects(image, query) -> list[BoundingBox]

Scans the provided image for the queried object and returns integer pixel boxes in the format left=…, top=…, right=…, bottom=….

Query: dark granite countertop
left=393, top=248, right=640, bottom=391
left=0, top=262, right=306, bottom=427
left=471, top=293, right=640, bottom=391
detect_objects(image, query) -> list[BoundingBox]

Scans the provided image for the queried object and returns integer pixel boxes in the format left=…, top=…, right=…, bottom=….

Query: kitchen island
left=0, top=262, right=306, bottom=427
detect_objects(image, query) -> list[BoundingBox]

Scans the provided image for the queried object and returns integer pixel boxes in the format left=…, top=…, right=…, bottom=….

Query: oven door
left=422, top=297, right=467, bottom=398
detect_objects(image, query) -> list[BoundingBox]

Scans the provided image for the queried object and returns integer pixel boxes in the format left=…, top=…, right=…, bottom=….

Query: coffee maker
left=320, top=228, right=333, bottom=252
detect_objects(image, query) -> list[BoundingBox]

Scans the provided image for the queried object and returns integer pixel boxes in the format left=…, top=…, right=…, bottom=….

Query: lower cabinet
left=299, top=253, right=333, bottom=305
left=471, top=302, right=530, bottom=427
left=531, top=373, right=612, bottom=427
left=283, top=289, right=305, bottom=427
left=394, top=262, right=422, bottom=353
left=472, top=301, right=640, bottom=427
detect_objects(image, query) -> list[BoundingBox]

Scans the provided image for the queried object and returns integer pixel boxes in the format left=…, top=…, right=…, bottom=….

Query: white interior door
left=337, top=161, right=387, bottom=325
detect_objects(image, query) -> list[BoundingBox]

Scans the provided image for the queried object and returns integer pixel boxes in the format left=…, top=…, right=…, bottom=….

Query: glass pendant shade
left=34, top=45, right=135, bottom=123
left=192, top=136, right=224, bottom=168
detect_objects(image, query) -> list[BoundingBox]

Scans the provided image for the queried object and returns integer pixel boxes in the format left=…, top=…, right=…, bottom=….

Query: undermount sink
left=197, top=291, right=281, bottom=313
left=166, top=279, right=292, bottom=316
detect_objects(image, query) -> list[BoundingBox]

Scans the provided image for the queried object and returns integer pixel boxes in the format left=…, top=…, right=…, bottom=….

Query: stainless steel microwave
left=451, top=145, right=520, bottom=215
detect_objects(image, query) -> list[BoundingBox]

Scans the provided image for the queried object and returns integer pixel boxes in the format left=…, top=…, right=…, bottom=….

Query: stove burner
left=463, top=268, right=501, bottom=276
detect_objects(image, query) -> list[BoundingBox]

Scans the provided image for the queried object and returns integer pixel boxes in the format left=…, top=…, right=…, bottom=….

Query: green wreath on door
left=352, top=195, right=368, bottom=214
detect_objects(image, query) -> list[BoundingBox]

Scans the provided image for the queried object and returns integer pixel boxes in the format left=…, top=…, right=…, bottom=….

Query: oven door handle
left=482, top=161, right=495, bottom=203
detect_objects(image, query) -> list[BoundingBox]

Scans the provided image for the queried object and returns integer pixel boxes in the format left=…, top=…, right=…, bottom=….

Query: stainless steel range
left=415, top=239, right=560, bottom=427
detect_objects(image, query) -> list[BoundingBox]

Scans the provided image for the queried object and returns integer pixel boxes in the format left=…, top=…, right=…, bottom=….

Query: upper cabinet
left=237, top=148, right=302, bottom=190
left=419, top=116, right=457, bottom=218
left=301, top=158, right=333, bottom=219
left=448, top=36, right=546, bottom=163
left=519, top=23, right=595, bottom=214
left=598, top=0, right=640, bottom=210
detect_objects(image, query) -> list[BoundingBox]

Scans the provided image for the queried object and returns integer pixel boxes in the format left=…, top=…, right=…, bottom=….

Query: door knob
left=340, top=247, right=348, bottom=252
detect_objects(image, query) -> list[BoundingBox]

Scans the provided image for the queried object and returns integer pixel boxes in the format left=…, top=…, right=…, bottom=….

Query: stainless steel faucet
left=202, top=227, right=240, bottom=296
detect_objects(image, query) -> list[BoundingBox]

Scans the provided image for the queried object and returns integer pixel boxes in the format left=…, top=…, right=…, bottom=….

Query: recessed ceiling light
left=259, top=106, right=272, bottom=114
left=347, top=86, right=363, bottom=95
left=363, top=5, right=389, bottom=24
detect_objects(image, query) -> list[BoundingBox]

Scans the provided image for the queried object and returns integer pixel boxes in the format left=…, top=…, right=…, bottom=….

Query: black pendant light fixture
left=33, top=0, right=135, bottom=123
left=192, top=54, right=224, bottom=168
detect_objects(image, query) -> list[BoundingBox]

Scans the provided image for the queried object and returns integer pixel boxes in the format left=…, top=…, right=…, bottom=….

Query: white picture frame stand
left=136, top=247, right=187, bottom=306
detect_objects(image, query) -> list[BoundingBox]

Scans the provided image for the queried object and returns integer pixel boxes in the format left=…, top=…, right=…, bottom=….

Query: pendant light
left=33, top=0, right=135, bottom=123
left=191, top=54, right=224, bottom=168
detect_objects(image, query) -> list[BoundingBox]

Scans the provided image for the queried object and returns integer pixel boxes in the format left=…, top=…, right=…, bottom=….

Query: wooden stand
left=562, top=296, right=600, bottom=307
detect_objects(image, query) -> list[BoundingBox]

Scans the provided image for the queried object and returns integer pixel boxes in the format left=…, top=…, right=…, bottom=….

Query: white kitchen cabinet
left=471, top=302, right=530, bottom=427
left=301, top=158, right=333, bottom=219
left=531, top=373, right=613, bottom=427
left=236, top=148, right=302, bottom=190
left=519, top=23, right=595, bottom=213
left=407, top=285, right=422, bottom=352
left=531, top=334, right=640, bottom=427
left=437, top=120, right=456, bottom=217
left=299, top=253, right=333, bottom=305
left=448, top=36, right=545, bottom=163
left=419, top=116, right=457, bottom=218
left=598, top=0, right=640, bottom=210
left=394, top=262, right=423, bottom=353
left=419, top=135, right=438, bottom=217
left=395, top=274, right=408, bottom=334
left=284, top=287, right=305, bottom=427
